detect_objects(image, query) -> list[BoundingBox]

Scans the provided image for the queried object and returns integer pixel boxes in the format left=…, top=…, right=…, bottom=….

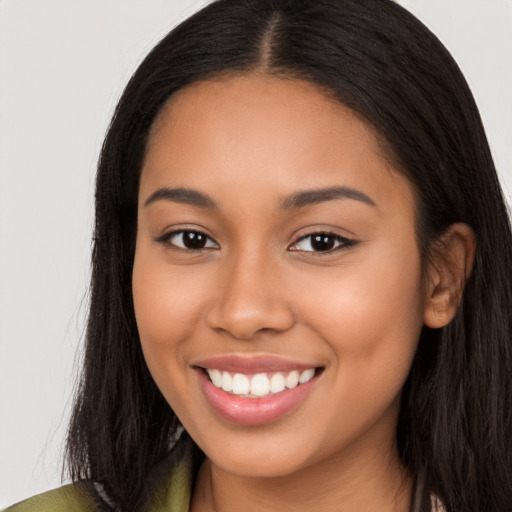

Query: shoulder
left=2, top=483, right=96, bottom=512
left=3, top=439, right=201, bottom=512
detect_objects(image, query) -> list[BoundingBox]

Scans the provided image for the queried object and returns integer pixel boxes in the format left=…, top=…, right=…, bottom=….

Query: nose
left=206, top=252, right=295, bottom=341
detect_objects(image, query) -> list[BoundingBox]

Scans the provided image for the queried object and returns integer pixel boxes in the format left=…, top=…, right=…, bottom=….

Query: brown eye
left=181, top=231, right=208, bottom=249
left=311, top=234, right=336, bottom=251
left=290, top=232, right=354, bottom=253
left=159, top=230, right=219, bottom=250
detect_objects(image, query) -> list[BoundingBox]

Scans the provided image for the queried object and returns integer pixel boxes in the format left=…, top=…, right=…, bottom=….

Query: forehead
left=147, top=73, right=383, bottom=161
left=141, top=73, right=414, bottom=217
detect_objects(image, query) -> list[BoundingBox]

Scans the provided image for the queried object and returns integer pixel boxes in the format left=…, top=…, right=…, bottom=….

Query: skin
left=132, top=74, right=474, bottom=511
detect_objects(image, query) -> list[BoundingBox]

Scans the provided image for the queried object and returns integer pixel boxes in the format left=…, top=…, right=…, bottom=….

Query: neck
left=190, top=437, right=413, bottom=512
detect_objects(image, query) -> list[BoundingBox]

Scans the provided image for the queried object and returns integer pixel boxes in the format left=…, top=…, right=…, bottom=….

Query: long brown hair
left=66, top=1, right=512, bottom=510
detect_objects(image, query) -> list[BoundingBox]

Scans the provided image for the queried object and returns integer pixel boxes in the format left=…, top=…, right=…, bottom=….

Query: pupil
left=311, top=234, right=335, bottom=252
left=184, top=231, right=206, bottom=249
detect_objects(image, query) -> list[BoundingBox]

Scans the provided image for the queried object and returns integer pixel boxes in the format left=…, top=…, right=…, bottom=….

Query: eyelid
left=154, top=228, right=219, bottom=250
left=153, top=227, right=356, bottom=254
left=288, top=230, right=356, bottom=253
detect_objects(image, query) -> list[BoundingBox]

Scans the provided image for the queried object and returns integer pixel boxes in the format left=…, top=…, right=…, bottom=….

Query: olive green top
left=3, top=446, right=194, bottom=512
left=3, top=445, right=446, bottom=512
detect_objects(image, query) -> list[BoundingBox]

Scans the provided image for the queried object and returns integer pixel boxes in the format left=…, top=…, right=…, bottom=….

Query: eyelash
left=154, top=230, right=219, bottom=251
left=290, top=231, right=356, bottom=253
left=155, top=229, right=356, bottom=254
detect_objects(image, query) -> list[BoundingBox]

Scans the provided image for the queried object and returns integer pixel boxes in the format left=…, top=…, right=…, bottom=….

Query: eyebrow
left=143, top=185, right=376, bottom=210
left=144, top=187, right=218, bottom=209
left=280, top=186, right=376, bottom=209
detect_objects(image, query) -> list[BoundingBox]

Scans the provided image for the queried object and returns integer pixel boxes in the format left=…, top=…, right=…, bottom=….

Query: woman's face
left=133, top=74, right=427, bottom=478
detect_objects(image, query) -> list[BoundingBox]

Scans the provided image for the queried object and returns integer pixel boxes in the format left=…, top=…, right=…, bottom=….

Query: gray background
left=1, top=0, right=511, bottom=506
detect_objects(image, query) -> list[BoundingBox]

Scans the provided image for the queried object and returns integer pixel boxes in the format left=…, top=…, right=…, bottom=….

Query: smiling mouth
left=195, top=361, right=324, bottom=425
left=203, top=367, right=322, bottom=398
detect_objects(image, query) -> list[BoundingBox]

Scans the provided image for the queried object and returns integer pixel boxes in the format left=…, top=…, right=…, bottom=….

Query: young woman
left=5, top=0, right=512, bottom=511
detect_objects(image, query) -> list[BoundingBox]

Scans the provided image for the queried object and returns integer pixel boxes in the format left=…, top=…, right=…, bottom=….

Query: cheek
left=132, top=245, right=209, bottom=375
left=132, top=249, right=213, bottom=423
left=296, top=250, right=424, bottom=443
left=299, top=240, right=425, bottom=381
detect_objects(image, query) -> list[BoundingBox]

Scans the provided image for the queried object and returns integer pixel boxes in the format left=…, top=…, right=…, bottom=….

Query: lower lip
left=196, top=369, right=319, bottom=426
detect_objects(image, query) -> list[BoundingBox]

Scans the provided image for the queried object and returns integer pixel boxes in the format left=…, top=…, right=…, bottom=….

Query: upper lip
left=193, top=355, right=321, bottom=374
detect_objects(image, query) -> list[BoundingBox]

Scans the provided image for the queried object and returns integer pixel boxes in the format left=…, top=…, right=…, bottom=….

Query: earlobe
left=423, top=223, right=476, bottom=329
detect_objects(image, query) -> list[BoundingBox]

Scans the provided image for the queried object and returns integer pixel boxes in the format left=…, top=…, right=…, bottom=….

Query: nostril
left=206, top=301, right=295, bottom=341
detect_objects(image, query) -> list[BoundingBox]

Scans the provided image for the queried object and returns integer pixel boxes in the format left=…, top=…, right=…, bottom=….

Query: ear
left=423, top=223, right=476, bottom=329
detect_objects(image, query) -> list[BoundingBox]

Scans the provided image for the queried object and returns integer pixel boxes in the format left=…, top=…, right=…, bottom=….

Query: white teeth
left=270, top=373, right=285, bottom=394
left=208, top=369, right=222, bottom=388
left=285, top=370, right=299, bottom=389
left=299, top=368, right=315, bottom=384
left=221, top=372, right=233, bottom=392
left=232, top=373, right=250, bottom=395
left=251, top=373, right=270, bottom=397
left=206, top=368, right=317, bottom=397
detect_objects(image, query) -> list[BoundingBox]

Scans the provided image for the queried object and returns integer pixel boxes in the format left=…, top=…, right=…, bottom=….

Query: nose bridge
left=207, top=245, right=294, bottom=340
